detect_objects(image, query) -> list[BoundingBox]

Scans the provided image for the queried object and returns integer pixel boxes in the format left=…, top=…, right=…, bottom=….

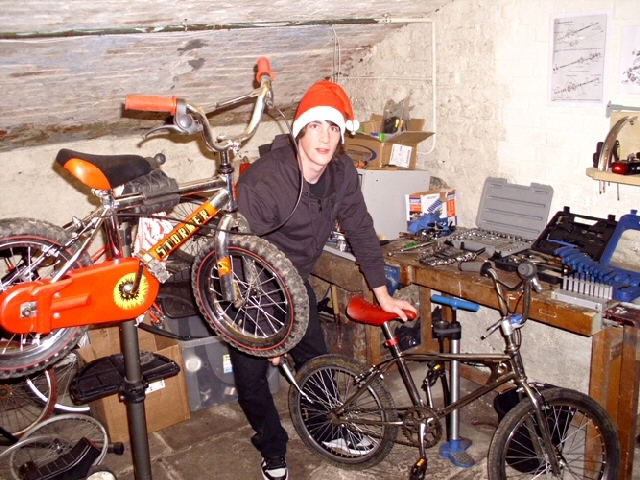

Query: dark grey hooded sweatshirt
left=236, top=136, right=386, bottom=289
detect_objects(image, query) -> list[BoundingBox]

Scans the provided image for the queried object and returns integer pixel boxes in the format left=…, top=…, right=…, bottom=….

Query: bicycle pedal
left=409, top=457, right=427, bottom=480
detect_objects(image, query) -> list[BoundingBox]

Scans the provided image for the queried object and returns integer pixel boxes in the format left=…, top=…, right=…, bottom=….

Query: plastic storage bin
left=171, top=316, right=280, bottom=411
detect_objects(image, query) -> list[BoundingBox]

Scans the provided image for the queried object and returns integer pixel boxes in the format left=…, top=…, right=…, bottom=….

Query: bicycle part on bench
left=552, top=274, right=615, bottom=311
left=494, top=251, right=571, bottom=285
left=419, top=245, right=477, bottom=266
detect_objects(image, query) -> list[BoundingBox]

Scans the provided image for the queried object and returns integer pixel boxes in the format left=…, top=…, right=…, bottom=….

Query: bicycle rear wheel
left=488, top=387, right=619, bottom=479
left=27, top=348, right=90, bottom=413
left=0, top=218, right=90, bottom=379
left=10, top=413, right=109, bottom=478
left=192, top=235, right=308, bottom=357
left=0, top=367, right=57, bottom=439
left=288, top=354, right=398, bottom=470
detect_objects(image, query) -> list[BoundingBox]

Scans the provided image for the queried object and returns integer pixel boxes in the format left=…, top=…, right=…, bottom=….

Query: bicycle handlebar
left=125, top=57, right=275, bottom=153
left=459, top=260, right=539, bottom=325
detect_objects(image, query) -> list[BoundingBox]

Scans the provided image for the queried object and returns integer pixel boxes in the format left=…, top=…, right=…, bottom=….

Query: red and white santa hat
left=292, top=80, right=359, bottom=143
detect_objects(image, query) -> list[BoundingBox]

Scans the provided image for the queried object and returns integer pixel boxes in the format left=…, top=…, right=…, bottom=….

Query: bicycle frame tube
left=139, top=189, right=229, bottom=263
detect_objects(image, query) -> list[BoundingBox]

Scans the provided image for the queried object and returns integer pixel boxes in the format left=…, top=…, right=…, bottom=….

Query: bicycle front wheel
left=0, top=218, right=90, bottom=379
left=192, top=235, right=308, bottom=357
left=488, top=387, right=619, bottom=479
left=289, top=354, right=398, bottom=470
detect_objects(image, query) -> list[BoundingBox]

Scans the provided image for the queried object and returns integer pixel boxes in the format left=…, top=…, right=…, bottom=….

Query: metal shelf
left=586, top=167, right=640, bottom=187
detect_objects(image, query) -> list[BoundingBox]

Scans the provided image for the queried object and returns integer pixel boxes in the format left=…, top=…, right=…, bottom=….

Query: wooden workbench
left=311, top=243, right=639, bottom=480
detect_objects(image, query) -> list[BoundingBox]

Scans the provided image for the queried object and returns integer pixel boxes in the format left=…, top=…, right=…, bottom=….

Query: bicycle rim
left=0, top=367, right=57, bottom=438
left=26, top=349, right=89, bottom=413
left=193, top=235, right=308, bottom=357
left=0, top=218, right=89, bottom=379
left=0, top=434, right=62, bottom=480
left=488, top=387, right=619, bottom=479
left=289, top=355, right=397, bottom=470
left=15, top=413, right=109, bottom=470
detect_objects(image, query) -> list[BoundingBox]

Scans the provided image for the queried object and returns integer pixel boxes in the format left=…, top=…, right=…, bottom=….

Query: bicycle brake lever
left=142, top=121, right=202, bottom=139
left=142, top=124, right=185, bottom=139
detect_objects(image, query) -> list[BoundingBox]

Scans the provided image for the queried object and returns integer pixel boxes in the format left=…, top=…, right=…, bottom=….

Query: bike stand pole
left=120, top=319, right=153, bottom=480
left=118, top=222, right=153, bottom=480
left=437, top=307, right=475, bottom=469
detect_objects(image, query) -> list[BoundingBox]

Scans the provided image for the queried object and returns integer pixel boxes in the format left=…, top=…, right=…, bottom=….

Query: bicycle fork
left=508, top=341, right=563, bottom=476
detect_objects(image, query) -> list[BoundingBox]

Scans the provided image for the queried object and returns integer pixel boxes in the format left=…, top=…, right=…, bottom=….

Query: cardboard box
left=77, top=325, right=190, bottom=443
left=344, top=114, right=433, bottom=169
left=405, top=189, right=457, bottom=228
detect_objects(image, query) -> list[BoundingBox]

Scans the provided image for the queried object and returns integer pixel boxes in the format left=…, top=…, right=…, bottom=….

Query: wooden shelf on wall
left=586, top=167, right=640, bottom=187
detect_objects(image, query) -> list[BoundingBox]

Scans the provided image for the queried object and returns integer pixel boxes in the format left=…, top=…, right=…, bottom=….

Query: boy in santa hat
left=233, top=80, right=416, bottom=480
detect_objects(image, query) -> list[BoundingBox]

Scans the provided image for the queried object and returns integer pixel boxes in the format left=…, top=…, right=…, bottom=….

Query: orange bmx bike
left=0, top=57, right=309, bottom=380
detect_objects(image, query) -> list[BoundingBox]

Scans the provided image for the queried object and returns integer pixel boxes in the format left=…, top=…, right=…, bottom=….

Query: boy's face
left=297, top=120, right=342, bottom=177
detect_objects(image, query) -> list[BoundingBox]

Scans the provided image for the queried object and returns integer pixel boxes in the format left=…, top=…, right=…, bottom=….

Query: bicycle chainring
left=401, top=406, right=442, bottom=448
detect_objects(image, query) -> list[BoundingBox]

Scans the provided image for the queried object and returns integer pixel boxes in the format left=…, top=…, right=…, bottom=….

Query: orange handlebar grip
left=125, top=95, right=178, bottom=114
left=256, top=57, right=274, bottom=83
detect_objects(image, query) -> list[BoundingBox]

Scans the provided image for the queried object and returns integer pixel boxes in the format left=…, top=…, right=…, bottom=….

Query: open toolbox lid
left=475, top=177, right=554, bottom=240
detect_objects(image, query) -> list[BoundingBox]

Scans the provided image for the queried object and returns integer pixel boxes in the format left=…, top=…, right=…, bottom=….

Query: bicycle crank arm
left=0, top=258, right=159, bottom=334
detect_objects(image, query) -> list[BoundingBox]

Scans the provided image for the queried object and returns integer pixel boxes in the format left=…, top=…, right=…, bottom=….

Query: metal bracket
left=606, top=101, right=640, bottom=118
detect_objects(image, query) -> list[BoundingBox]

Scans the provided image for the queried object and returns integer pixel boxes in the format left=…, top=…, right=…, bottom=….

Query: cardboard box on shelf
left=77, top=324, right=190, bottom=444
left=405, top=189, right=457, bottom=228
left=344, top=114, right=433, bottom=169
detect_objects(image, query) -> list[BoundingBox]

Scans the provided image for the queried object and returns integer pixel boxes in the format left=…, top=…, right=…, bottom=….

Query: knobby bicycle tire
left=192, top=235, right=309, bottom=357
left=487, top=387, right=619, bottom=480
left=288, top=354, right=398, bottom=470
left=0, top=218, right=91, bottom=379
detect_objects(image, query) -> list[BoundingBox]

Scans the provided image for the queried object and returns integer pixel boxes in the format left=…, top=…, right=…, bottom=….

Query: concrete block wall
left=341, top=0, right=640, bottom=392
left=1, top=0, right=640, bottom=392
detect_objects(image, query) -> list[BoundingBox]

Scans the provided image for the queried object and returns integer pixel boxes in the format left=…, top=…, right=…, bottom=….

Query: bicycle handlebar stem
left=484, top=263, right=534, bottom=325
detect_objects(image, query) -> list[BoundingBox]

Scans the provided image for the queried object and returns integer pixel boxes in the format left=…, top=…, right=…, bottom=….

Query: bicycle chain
left=340, top=406, right=443, bottom=449
left=400, top=406, right=443, bottom=448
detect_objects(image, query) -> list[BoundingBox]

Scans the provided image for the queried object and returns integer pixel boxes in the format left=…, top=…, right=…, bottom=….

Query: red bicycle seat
left=346, top=296, right=417, bottom=327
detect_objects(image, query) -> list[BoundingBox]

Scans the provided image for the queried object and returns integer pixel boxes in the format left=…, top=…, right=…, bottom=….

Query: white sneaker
left=322, top=435, right=374, bottom=455
left=261, top=456, right=288, bottom=480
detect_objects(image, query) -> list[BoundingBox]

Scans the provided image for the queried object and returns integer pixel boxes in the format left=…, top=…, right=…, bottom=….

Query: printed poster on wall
left=619, top=25, right=640, bottom=95
left=549, top=11, right=610, bottom=107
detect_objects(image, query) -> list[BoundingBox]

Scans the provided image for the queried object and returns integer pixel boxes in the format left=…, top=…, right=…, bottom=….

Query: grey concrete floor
left=99, top=362, right=498, bottom=480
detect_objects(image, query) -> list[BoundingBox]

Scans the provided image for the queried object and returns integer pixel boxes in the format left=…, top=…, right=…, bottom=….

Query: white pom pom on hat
left=292, top=80, right=359, bottom=143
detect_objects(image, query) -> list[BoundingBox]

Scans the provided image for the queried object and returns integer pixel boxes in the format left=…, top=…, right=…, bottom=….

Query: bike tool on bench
left=430, top=286, right=480, bottom=468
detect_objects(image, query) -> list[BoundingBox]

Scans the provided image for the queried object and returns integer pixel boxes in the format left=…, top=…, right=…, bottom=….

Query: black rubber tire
left=192, top=235, right=308, bottom=357
left=0, top=218, right=90, bottom=379
left=288, top=354, right=398, bottom=470
left=487, top=387, right=620, bottom=480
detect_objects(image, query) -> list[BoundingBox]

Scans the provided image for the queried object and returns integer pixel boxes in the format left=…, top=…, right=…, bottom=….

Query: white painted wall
left=2, top=0, right=639, bottom=392
left=342, top=0, right=639, bottom=392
